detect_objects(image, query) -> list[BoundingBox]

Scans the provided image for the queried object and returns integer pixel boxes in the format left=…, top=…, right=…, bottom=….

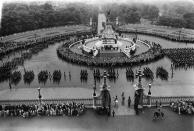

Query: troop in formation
left=156, top=66, right=169, bottom=80
left=0, top=26, right=94, bottom=83
left=0, top=25, right=93, bottom=59
left=164, top=48, right=194, bottom=69
left=143, top=67, right=154, bottom=80
left=126, top=68, right=134, bottom=81
left=93, top=69, right=101, bottom=80
left=170, top=100, right=194, bottom=115
left=117, top=24, right=194, bottom=43
left=80, top=69, right=88, bottom=82
left=0, top=102, right=86, bottom=118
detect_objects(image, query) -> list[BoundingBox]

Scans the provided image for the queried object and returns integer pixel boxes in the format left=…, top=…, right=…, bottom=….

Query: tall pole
left=135, top=29, right=138, bottom=40
left=93, top=79, right=96, bottom=96
left=37, top=87, right=42, bottom=106
left=93, top=78, right=97, bottom=109
left=147, top=83, right=152, bottom=107
left=179, top=30, right=181, bottom=40
left=136, top=69, right=144, bottom=89
left=148, top=84, right=151, bottom=95
left=134, top=68, right=145, bottom=112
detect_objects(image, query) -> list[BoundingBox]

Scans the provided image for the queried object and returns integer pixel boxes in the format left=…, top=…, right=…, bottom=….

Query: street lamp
left=93, top=79, right=96, bottom=96
left=93, top=86, right=96, bottom=96
left=135, top=68, right=144, bottom=89
left=147, top=83, right=152, bottom=108
left=37, top=87, right=42, bottom=106
left=148, top=83, right=151, bottom=96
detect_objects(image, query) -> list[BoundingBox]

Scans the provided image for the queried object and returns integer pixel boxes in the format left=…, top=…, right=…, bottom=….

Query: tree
left=124, top=8, right=140, bottom=24
left=140, top=5, right=159, bottom=21
left=183, top=13, right=194, bottom=29
left=1, top=2, right=98, bottom=36
left=157, top=16, right=186, bottom=28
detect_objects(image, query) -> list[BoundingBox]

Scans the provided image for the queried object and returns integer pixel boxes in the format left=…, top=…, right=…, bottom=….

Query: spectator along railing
left=0, top=98, right=102, bottom=108
left=143, top=95, right=194, bottom=107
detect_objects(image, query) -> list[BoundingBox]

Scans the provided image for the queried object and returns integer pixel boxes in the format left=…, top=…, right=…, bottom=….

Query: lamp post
left=37, top=87, right=42, bottom=106
left=93, top=78, right=97, bottom=109
left=93, top=79, right=96, bottom=96
left=148, top=83, right=151, bottom=96
left=134, top=68, right=145, bottom=111
left=135, top=68, right=144, bottom=89
left=135, top=28, right=138, bottom=40
left=147, top=83, right=152, bottom=108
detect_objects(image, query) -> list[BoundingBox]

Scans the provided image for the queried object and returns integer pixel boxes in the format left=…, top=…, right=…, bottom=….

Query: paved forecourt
left=0, top=87, right=98, bottom=105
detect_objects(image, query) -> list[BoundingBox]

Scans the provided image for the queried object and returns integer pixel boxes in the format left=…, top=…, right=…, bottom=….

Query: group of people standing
left=0, top=102, right=86, bottom=118
left=170, top=100, right=194, bottom=115
left=114, top=92, right=131, bottom=108
left=112, top=92, right=132, bottom=117
left=164, top=48, right=194, bottom=69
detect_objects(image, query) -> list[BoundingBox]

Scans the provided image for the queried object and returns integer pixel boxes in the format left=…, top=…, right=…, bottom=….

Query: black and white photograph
left=0, top=0, right=194, bottom=130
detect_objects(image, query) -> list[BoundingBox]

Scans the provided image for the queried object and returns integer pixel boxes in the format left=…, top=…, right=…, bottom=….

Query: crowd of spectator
left=170, top=100, right=194, bottom=115
left=0, top=102, right=86, bottom=118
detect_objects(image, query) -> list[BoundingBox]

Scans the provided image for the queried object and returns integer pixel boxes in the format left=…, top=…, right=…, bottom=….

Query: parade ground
left=0, top=87, right=95, bottom=101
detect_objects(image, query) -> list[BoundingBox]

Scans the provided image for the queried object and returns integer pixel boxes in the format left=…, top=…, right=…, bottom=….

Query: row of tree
left=102, top=3, right=159, bottom=24
left=156, top=1, right=194, bottom=29
left=8, top=70, right=63, bottom=86
left=1, top=1, right=194, bottom=36
left=1, top=2, right=98, bottom=36
left=157, top=13, right=194, bottom=29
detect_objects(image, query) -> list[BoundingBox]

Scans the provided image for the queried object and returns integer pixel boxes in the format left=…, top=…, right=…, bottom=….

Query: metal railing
left=0, top=98, right=102, bottom=108
left=143, top=95, right=194, bottom=106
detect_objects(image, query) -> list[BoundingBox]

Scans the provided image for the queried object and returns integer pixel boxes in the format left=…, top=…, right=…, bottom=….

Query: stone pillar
left=147, top=95, right=151, bottom=108
left=93, top=95, right=98, bottom=109
left=135, top=69, right=144, bottom=109
left=138, top=88, right=144, bottom=109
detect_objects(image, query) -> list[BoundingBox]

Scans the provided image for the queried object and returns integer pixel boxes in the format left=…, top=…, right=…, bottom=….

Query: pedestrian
left=9, top=82, right=12, bottom=90
left=159, top=101, right=162, bottom=108
left=112, top=110, right=115, bottom=117
left=69, top=71, right=71, bottom=80
left=156, top=100, right=158, bottom=108
left=64, top=72, right=66, bottom=80
left=114, top=96, right=118, bottom=107
left=121, top=92, right=125, bottom=105
left=128, top=96, right=131, bottom=108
